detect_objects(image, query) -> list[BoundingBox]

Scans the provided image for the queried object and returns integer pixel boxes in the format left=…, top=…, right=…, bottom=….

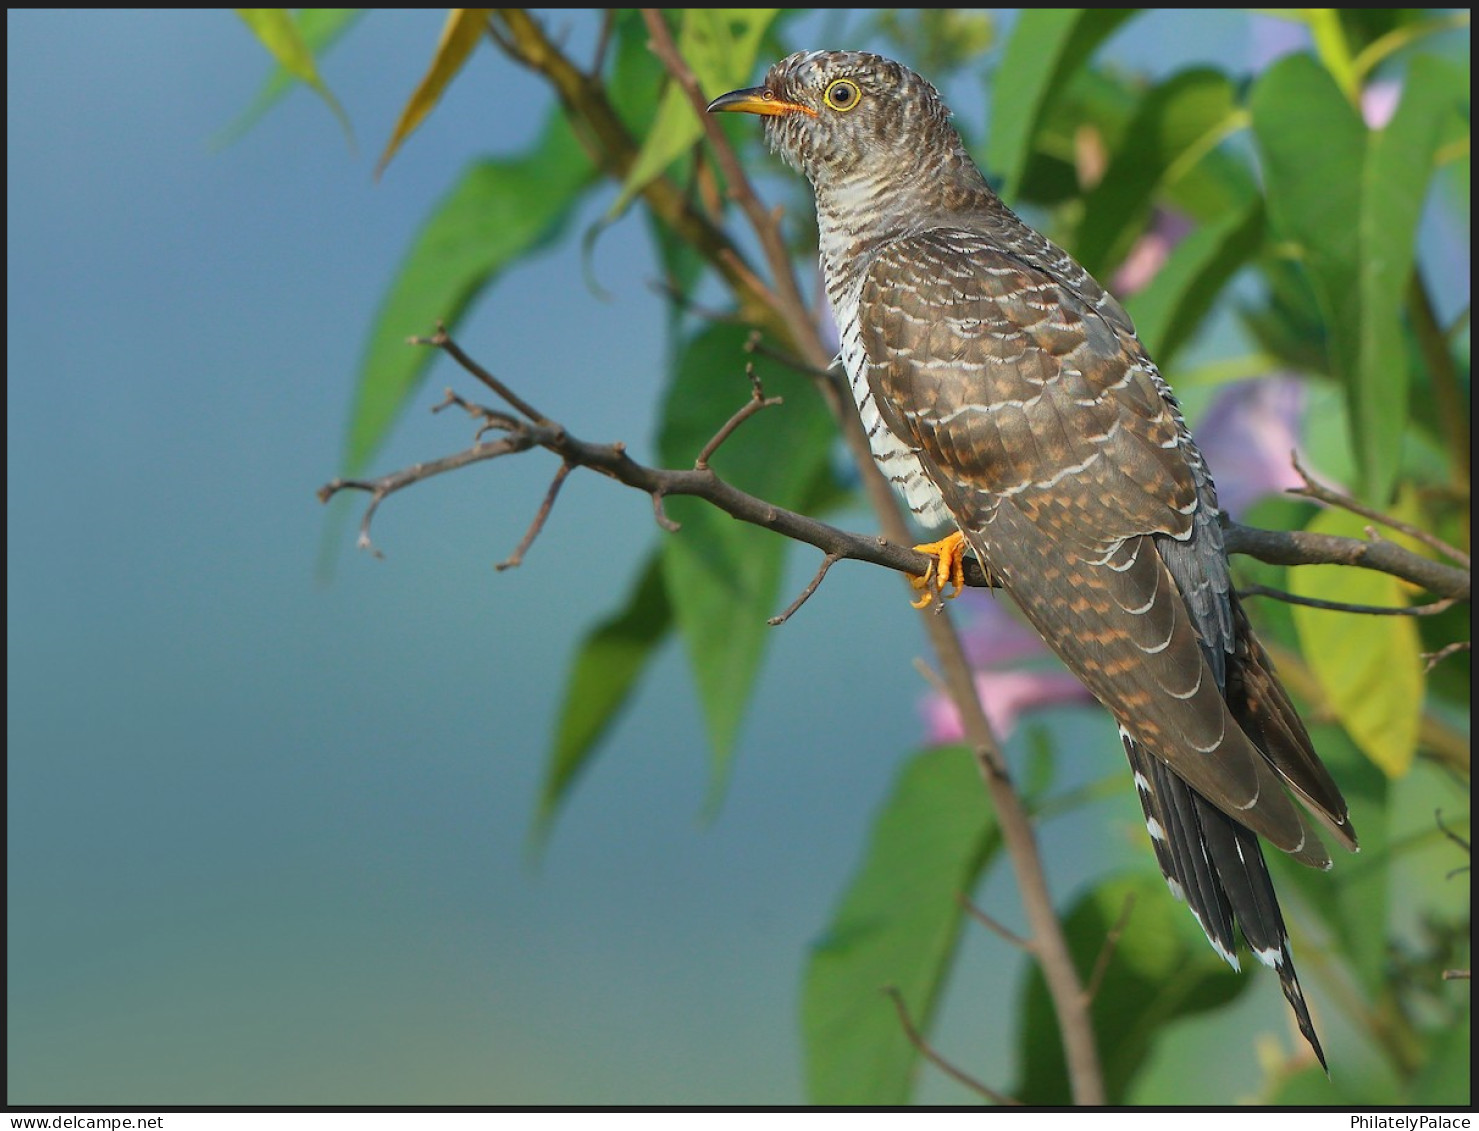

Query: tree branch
left=324, top=337, right=1473, bottom=609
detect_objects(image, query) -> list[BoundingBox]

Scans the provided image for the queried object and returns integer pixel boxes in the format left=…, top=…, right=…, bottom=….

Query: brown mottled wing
left=857, top=228, right=1348, bottom=861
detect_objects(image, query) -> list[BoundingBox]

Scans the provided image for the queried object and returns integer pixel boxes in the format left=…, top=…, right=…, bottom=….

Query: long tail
left=1122, top=729, right=1328, bottom=1071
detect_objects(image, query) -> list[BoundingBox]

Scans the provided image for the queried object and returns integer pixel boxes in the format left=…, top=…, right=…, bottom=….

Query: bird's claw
left=909, top=531, right=967, bottom=608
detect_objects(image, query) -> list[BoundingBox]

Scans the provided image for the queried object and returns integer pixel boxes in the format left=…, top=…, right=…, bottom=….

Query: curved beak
left=706, top=85, right=816, bottom=118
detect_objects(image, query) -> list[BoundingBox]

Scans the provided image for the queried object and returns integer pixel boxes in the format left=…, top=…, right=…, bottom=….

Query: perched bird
left=710, top=50, right=1357, bottom=1069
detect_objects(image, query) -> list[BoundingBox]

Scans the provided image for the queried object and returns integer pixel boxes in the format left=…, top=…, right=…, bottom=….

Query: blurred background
left=7, top=9, right=1467, bottom=1106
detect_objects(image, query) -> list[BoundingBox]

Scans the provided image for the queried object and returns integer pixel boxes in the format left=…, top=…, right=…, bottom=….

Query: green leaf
left=609, top=9, right=779, bottom=218
left=1251, top=53, right=1455, bottom=502
left=1353, top=54, right=1457, bottom=502
left=1015, top=872, right=1250, bottom=1104
left=1076, top=68, right=1242, bottom=279
left=802, top=747, right=1000, bottom=1105
left=1287, top=506, right=1423, bottom=779
left=986, top=9, right=1140, bottom=201
left=1409, top=995, right=1471, bottom=1104
left=657, top=323, right=835, bottom=797
left=234, top=8, right=354, bottom=144
left=217, top=9, right=364, bottom=147
left=1126, top=199, right=1264, bottom=365
left=531, top=554, right=672, bottom=850
left=1272, top=720, right=1389, bottom=997
left=343, top=112, right=593, bottom=474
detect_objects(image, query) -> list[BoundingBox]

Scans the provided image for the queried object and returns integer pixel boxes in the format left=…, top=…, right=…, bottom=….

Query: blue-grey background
left=10, top=9, right=1312, bottom=1105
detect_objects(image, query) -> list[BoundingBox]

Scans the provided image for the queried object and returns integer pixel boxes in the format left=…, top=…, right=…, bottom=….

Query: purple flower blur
left=1194, top=375, right=1308, bottom=518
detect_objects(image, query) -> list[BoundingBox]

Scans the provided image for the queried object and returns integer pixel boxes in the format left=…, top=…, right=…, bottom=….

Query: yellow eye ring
left=823, top=78, right=862, bottom=112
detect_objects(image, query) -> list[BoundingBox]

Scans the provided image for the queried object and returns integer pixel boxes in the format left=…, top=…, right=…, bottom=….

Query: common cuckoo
left=710, top=50, right=1356, bottom=1069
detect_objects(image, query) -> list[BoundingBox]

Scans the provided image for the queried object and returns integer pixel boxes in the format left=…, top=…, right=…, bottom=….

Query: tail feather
left=1122, top=730, right=1328, bottom=1071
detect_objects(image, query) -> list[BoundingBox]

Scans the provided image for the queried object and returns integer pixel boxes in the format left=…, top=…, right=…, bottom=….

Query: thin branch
left=1223, top=522, right=1469, bottom=603
left=1240, top=586, right=1460, bottom=618
left=496, top=461, right=573, bottom=571
left=1434, top=810, right=1469, bottom=856
left=883, top=987, right=1020, bottom=1106
left=957, top=893, right=1036, bottom=955
left=319, top=434, right=532, bottom=556
left=640, top=10, right=819, bottom=357
left=693, top=365, right=783, bottom=469
left=1289, top=454, right=1471, bottom=569
left=1423, top=640, right=1470, bottom=673
left=588, top=8, right=616, bottom=76
left=411, top=324, right=552, bottom=426
left=769, top=553, right=842, bottom=625
left=1083, top=894, right=1136, bottom=1005
left=650, top=488, right=680, bottom=533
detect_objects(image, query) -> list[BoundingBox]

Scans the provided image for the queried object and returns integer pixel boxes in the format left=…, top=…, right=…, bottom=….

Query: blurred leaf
left=1250, top=57, right=1368, bottom=470
left=1127, top=199, right=1264, bottom=365
left=1015, top=871, right=1251, bottom=1104
left=986, top=9, right=1140, bottom=201
left=218, top=9, right=363, bottom=147
left=802, top=747, right=1000, bottom=1105
left=1271, top=719, right=1390, bottom=996
left=344, top=112, right=593, bottom=474
left=235, top=8, right=353, bottom=144
left=375, top=9, right=491, bottom=177
left=1288, top=507, right=1423, bottom=779
left=610, top=9, right=779, bottom=218
left=657, top=323, right=835, bottom=796
left=1409, top=995, right=1471, bottom=1104
left=1239, top=257, right=1333, bottom=380
left=607, top=9, right=673, bottom=131
left=1076, top=68, right=1241, bottom=279
left=1251, top=53, right=1455, bottom=502
left=1352, top=54, right=1459, bottom=500
left=532, top=554, right=671, bottom=849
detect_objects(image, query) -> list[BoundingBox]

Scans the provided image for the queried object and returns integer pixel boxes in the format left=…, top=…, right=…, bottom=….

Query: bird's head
left=707, top=50, right=960, bottom=190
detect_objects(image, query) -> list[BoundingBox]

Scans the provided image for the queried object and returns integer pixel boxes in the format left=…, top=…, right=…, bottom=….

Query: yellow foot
left=910, top=531, right=968, bottom=608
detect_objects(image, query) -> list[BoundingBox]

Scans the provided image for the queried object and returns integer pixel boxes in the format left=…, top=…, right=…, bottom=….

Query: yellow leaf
left=235, top=9, right=354, bottom=145
left=1288, top=506, right=1423, bottom=777
left=376, top=9, right=491, bottom=177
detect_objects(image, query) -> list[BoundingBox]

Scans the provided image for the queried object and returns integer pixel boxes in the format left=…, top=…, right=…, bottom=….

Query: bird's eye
left=823, top=79, right=861, bottom=112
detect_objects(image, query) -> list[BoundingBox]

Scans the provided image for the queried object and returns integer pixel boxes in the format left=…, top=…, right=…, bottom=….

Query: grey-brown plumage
left=710, top=50, right=1357, bottom=1068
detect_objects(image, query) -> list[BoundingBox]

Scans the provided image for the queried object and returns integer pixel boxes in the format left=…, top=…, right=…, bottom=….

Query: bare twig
left=588, top=8, right=616, bottom=76
left=1240, top=586, right=1460, bottom=618
left=497, top=461, right=573, bottom=571
left=1289, top=454, right=1471, bottom=568
left=957, top=893, right=1035, bottom=954
left=769, top=553, right=842, bottom=625
left=1423, top=640, right=1471, bottom=672
left=1434, top=810, right=1469, bottom=855
left=319, top=434, right=533, bottom=556
left=883, top=986, right=1020, bottom=1105
left=1083, top=894, right=1136, bottom=1005
left=1222, top=523, right=1469, bottom=603
left=694, top=365, right=783, bottom=469
left=411, top=324, right=551, bottom=426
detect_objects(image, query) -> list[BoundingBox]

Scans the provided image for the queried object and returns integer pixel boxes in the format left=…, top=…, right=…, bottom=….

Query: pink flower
left=1112, top=209, right=1194, bottom=296
left=920, top=596, right=1092, bottom=743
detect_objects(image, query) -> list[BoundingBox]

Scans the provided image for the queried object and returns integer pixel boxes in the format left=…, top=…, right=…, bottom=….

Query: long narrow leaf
left=532, top=554, right=672, bottom=850
left=986, top=9, right=1140, bottom=201
left=344, top=113, right=593, bottom=474
left=803, top=747, right=1000, bottom=1105
left=376, top=9, right=492, bottom=177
